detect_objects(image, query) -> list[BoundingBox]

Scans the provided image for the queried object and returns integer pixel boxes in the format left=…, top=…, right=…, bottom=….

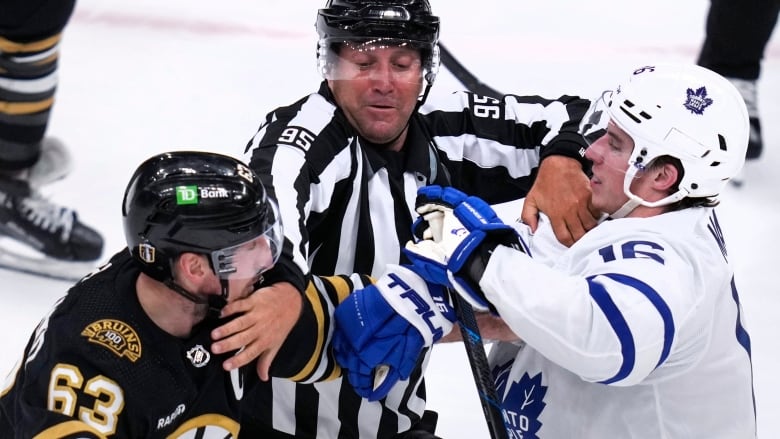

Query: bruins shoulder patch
left=81, top=319, right=142, bottom=362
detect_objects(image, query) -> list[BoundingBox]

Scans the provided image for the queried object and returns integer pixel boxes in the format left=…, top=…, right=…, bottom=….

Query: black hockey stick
left=438, top=42, right=503, bottom=98
left=451, top=294, right=508, bottom=439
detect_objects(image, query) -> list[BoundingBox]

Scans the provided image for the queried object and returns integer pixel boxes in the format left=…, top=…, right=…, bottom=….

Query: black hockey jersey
left=0, top=250, right=374, bottom=438
left=0, top=251, right=253, bottom=438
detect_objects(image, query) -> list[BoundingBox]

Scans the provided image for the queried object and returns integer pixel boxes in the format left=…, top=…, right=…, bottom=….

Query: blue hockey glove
left=404, top=186, right=520, bottom=312
left=333, top=265, right=455, bottom=401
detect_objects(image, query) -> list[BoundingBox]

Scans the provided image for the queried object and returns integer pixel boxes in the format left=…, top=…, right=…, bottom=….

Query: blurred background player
left=0, top=0, right=103, bottom=278
left=697, top=0, right=780, bottom=161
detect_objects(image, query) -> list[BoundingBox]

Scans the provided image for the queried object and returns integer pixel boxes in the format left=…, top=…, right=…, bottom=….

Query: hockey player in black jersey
left=0, top=151, right=287, bottom=438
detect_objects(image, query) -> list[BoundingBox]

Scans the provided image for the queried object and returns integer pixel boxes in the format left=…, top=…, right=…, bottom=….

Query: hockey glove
left=404, top=187, right=521, bottom=313
left=333, top=265, right=455, bottom=401
left=411, top=185, right=469, bottom=242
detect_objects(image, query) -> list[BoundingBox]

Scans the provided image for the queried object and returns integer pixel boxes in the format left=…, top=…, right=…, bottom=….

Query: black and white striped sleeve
left=269, top=273, right=374, bottom=382
left=420, top=90, right=591, bottom=202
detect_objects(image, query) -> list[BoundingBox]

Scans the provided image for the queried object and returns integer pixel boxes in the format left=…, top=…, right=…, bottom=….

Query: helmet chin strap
left=162, top=273, right=229, bottom=317
left=209, top=279, right=229, bottom=313
left=608, top=165, right=645, bottom=219
left=163, top=279, right=208, bottom=304
left=609, top=198, right=641, bottom=219
left=418, top=80, right=433, bottom=107
left=609, top=166, right=689, bottom=219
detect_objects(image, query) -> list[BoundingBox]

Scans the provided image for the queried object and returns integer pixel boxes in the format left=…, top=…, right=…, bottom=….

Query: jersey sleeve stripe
left=288, top=280, right=330, bottom=381
left=586, top=278, right=636, bottom=385
left=601, top=273, right=676, bottom=368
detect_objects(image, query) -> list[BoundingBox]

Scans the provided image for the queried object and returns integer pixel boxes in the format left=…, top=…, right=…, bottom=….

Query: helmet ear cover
left=122, top=151, right=282, bottom=284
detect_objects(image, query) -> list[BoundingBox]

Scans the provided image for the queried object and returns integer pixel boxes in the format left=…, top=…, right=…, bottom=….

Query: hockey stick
left=438, top=42, right=503, bottom=98
left=450, top=294, right=508, bottom=439
left=372, top=291, right=508, bottom=439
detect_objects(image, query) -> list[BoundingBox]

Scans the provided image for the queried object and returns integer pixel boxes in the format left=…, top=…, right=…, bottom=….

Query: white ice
left=1, top=0, right=777, bottom=437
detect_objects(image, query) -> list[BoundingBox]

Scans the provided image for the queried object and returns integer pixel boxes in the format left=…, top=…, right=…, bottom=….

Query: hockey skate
left=0, top=141, right=103, bottom=281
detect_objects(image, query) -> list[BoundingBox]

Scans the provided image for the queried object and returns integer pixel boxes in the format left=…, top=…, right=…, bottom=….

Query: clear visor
left=317, top=37, right=433, bottom=85
left=580, top=90, right=644, bottom=179
left=210, top=201, right=283, bottom=280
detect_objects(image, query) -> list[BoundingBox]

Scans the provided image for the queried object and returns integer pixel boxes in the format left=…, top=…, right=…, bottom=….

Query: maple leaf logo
left=684, top=86, right=713, bottom=115
left=492, top=362, right=548, bottom=439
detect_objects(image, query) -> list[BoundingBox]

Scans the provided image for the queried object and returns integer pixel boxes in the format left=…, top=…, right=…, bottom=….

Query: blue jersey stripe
left=587, top=278, right=635, bottom=384
left=602, top=273, right=675, bottom=369
left=730, top=277, right=751, bottom=356
left=587, top=273, right=676, bottom=384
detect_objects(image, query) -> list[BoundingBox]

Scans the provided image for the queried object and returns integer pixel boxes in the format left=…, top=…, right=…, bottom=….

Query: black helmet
left=122, top=151, right=282, bottom=284
left=316, top=0, right=440, bottom=84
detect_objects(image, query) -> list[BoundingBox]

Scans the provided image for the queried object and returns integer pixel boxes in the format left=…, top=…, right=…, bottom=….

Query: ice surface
left=1, top=0, right=777, bottom=436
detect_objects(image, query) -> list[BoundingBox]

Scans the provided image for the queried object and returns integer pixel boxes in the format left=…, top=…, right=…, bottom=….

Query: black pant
left=0, top=0, right=75, bottom=40
left=697, top=0, right=780, bottom=79
left=0, top=0, right=76, bottom=168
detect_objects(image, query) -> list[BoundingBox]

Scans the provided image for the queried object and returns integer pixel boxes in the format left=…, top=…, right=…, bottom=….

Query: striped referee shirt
left=241, top=81, right=590, bottom=438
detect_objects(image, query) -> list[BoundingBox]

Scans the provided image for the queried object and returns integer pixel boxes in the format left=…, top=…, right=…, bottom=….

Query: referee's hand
left=211, top=282, right=302, bottom=379
left=521, top=155, right=598, bottom=247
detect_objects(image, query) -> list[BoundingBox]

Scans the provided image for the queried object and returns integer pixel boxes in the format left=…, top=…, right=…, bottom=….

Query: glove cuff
left=459, top=238, right=511, bottom=314
left=376, top=265, right=455, bottom=345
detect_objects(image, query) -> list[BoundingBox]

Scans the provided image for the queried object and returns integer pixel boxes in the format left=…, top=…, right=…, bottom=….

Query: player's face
left=220, top=235, right=277, bottom=300
left=328, top=43, right=424, bottom=150
left=584, top=121, right=638, bottom=214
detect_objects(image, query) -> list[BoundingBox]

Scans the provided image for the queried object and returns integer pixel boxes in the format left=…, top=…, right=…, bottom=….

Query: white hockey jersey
left=482, top=206, right=755, bottom=438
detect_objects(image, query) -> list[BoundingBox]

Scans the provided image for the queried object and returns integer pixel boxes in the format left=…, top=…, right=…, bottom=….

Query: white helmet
left=581, top=63, right=749, bottom=212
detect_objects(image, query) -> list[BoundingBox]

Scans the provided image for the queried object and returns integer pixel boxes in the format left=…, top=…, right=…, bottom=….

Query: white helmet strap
left=611, top=163, right=690, bottom=218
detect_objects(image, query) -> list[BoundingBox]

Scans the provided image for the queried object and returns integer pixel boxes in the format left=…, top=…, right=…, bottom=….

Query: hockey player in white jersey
left=332, top=63, right=756, bottom=438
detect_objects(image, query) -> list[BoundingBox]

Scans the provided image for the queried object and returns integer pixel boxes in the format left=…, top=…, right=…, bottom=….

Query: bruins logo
left=81, top=319, right=142, bottom=362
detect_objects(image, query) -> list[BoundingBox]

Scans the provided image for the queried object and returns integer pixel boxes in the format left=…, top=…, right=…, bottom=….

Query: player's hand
left=520, top=155, right=598, bottom=247
left=211, top=281, right=302, bottom=379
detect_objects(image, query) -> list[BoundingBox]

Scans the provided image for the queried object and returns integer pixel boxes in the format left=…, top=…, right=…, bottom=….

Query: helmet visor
left=210, top=200, right=283, bottom=280
left=318, top=37, right=432, bottom=85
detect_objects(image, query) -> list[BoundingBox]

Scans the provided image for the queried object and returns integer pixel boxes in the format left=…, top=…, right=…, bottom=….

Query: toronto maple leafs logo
left=492, top=361, right=548, bottom=439
left=684, top=86, right=713, bottom=115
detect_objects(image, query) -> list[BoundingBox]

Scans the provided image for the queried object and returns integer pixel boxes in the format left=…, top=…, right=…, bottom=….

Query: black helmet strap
left=164, top=278, right=208, bottom=305
left=161, top=259, right=230, bottom=316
